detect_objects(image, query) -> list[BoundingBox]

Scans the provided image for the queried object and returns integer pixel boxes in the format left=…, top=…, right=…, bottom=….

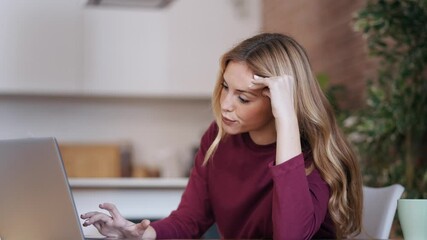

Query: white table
left=69, top=178, right=188, bottom=219
left=69, top=178, right=188, bottom=236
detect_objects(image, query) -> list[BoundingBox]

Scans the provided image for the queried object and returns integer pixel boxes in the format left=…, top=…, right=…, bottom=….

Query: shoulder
left=204, top=121, right=219, bottom=139
left=199, top=121, right=219, bottom=151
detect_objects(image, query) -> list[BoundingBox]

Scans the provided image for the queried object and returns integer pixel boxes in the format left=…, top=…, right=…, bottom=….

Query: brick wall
left=262, top=0, right=376, bottom=109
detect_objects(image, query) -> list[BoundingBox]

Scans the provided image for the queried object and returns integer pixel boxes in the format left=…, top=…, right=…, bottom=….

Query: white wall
left=0, top=0, right=261, bottom=176
left=0, top=0, right=261, bottom=95
left=0, top=0, right=84, bottom=92
left=83, top=0, right=262, bottom=96
left=0, top=95, right=213, bottom=176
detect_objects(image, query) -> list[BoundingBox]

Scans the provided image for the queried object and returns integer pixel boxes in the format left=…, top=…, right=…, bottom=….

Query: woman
left=81, top=33, right=363, bottom=239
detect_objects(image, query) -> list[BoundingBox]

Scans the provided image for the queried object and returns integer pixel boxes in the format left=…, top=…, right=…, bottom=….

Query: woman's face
left=220, top=61, right=276, bottom=144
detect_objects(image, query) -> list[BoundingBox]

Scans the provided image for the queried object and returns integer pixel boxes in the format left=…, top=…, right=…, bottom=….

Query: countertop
left=69, top=177, right=188, bottom=189
left=69, top=177, right=188, bottom=226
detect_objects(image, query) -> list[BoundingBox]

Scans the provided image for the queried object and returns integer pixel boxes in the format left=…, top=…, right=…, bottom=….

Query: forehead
left=223, top=61, right=253, bottom=84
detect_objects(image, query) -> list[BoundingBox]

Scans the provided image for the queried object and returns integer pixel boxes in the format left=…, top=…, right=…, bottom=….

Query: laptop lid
left=0, top=137, right=86, bottom=240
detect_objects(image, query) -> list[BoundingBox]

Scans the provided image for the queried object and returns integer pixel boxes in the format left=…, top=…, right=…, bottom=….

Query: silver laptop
left=0, top=137, right=103, bottom=240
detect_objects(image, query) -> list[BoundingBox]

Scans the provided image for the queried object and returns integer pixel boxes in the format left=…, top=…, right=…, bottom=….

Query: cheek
left=219, top=89, right=227, bottom=106
left=257, top=103, right=274, bottom=122
left=238, top=100, right=273, bottom=122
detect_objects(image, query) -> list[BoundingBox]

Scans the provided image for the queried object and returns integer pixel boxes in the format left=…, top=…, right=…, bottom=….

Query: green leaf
left=350, top=0, right=427, bottom=202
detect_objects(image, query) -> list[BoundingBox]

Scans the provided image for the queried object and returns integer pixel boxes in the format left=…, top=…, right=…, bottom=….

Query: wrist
left=275, top=117, right=302, bottom=165
left=141, top=226, right=156, bottom=239
left=275, top=116, right=299, bottom=132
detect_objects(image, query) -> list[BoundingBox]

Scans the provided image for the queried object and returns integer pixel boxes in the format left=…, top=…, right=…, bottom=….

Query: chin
left=222, top=125, right=243, bottom=135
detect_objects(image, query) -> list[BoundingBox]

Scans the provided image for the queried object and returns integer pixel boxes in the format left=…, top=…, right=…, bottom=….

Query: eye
left=238, top=96, right=250, bottom=104
left=221, top=81, right=229, bottom=90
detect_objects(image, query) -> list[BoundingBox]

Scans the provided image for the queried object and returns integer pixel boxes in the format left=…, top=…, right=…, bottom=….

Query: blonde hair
left=204, top=33, right=363, bottom=238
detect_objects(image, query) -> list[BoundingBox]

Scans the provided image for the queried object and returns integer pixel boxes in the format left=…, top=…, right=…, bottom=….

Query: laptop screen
left=0, top=137, right=86, bottom=239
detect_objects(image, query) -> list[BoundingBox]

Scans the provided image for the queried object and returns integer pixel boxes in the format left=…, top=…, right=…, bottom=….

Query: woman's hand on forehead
left=249, top=75, right=296, bottom=121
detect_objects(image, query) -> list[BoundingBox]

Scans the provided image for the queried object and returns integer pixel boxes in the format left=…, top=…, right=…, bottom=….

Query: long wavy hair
left=203, top=33, right=363, bottom=238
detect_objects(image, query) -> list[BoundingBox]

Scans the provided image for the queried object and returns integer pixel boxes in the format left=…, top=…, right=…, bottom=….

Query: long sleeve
left=270, top=153, right=332, bottom=240
left=151, top=122, right=335, bottom=239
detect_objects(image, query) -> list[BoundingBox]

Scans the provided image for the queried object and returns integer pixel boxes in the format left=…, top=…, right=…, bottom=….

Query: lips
left=222, top=116, right=237, bottom=126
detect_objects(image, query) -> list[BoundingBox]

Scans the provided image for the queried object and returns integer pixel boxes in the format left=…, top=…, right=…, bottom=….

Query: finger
left=93, top=222, right=103, bottom=230
left=135, top=219, right=151, bottom=235
left=141, top=219, right=151, bottom=228
left=253, top=75, right=264, bottom=80
left=253, top=74, right=293, bottom=84
left=81, top=211, right=103, bottom=219
left=99, top=203, right=123, bottom=220
left=249, top=78, right=268, bottom=91
left=262, top=88, right=271, bottom=98
left=249, top=82, right=266, bottom=90
left=83, top=213, right=113, bottom=227
left=250, top=75, right=268, bottom=88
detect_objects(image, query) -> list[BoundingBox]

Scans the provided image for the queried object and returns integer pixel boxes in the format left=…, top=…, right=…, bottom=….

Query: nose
left=221, top=92, right=234, bottom=112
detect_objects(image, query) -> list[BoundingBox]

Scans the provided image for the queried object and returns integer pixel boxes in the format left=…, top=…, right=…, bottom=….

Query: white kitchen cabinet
left=83, top=7, right=170, bottom=96
left=165, top=0, right=261, bottom=97
left=83, top=0, right=261, bottom=97
left=0, top=0, right=261, bottom=98
left=0, top=0, right=85, bottom=94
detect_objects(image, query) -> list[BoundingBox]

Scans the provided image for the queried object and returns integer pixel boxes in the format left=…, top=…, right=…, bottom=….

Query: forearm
left=270, top=155, right=329, bottom=240
left=275, top=117, right=301, bottom=165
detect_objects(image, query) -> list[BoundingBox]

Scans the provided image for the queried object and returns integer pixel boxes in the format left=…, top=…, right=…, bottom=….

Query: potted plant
left=348, top=0, right=427, bottom=199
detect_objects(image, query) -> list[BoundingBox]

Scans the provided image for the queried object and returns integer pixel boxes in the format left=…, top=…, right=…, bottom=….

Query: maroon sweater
left=151, top=122, right=336, bottom=239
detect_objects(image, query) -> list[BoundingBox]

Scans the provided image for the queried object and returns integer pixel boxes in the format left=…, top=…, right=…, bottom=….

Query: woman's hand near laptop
left=81, top=203, right=156, bottom=239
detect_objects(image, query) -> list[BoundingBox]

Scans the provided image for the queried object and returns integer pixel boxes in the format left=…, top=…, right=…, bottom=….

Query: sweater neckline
left=241, top=132, right=276, bottom=152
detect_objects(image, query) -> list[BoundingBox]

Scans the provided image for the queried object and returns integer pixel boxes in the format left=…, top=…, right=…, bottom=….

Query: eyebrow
left=236, top=89, right=259, bottom=97
left=223, top=80, right=259, bottom=97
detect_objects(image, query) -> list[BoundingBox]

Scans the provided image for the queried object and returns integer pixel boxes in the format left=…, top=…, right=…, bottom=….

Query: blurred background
left=0, top=0, right=426, bottom=227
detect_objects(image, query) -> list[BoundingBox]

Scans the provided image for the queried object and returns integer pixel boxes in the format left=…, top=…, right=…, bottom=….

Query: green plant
left=349, top=0, right=427, bottom=199
left=316, top=73, right=346, bottom=117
